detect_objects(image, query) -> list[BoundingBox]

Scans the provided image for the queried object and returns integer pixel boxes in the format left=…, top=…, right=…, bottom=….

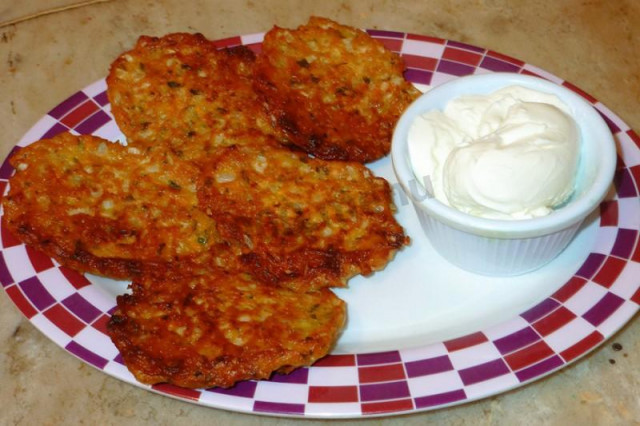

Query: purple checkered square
left=515, top=355, right=564, bottom=382
left=209, top=380, right=257, bottom=397
left=437, top=59, right=475, bottom=76
left=575, top=253, right=607, bottom=279
left=479, top=56, right=521, bottom=72
left=583, top=292, right=625, bottom=326
left=18, top=276, right=56, bottom=311
left=520, top=298, right=560, bottom=323
left=367, top=29, right=405, bottom=38
left=414, top=389, right=467, bottom=409
left=404, top=68, right=432, bottom=85
left=93, top=90, right=109, bottom=106
left=357, top=351, right=401, bottom=366
left=614, top=168, right=638, bottom=198
left=0, top=146, right=20, bottom=179
left=75, top=110, right=111, bottom=135
left=253, top=401, right=305, bottom=415
left=66, top=340, right=108, bottom=369
left=359, top=380, right=410, bottom=402
left=610, top=228, right=637, bottom=258
left=457, top=359, right=510, bottom=386
left=62, top=293, right=103, bottom=323
left=405, top=355, right=453, bottom=378
left=493, top=326, right=541, bottom=355
left=41, top=122, right=70, bottom=140
left=0, top=252, right=14, bottom=286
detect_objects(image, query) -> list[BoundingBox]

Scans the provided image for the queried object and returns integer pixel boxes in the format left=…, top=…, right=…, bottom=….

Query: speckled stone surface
left=1, top=1, right=639, bottom=424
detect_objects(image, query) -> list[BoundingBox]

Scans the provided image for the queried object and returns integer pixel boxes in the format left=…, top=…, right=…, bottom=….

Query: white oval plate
left=1, top=30, right=638, bottom=418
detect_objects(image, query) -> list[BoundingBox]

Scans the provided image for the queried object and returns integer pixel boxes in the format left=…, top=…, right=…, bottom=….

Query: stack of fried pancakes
left=2, top=17, right=419, bottom=388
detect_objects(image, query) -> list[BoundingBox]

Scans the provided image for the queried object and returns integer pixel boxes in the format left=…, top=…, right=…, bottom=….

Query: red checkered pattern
left=444, top=332, right=489, bottom=352
left=43, top=304, right=85, bottom=337
left=5, top=285, right=38, bottom=318
left=442, top=47, right=483, bottom=66
left=532, top=306, right=577, bottom=336
left=486, top=49, right=525, bottom=67
left=560, top=331, right=605, bottom=362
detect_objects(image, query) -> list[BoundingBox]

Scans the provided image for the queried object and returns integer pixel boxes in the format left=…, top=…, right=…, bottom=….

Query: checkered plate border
left=1, top=31, right=639, bottom=418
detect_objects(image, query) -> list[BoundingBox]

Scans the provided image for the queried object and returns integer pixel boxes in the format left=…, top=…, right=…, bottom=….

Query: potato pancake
left=198, top=143, right=409, bottom=291
left=107, top=33, right=277, bottom=163
left=254, top=17, right=421, bottom=163
left=107, top=273, right=346, bottom=388
left=2, top=132, right=234, bottom=279
left=2, top=20, right=419, bottom=390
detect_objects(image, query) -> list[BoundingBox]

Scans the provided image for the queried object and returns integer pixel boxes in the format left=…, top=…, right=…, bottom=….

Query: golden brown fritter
left=107, top=273, right=346, bottom=388
left=107, top=33, right=278, bottom=163
left=2, top=132, right=235, bottom=279
left=198, top=143, right=409, bottom=292
left=254, top=17, right=421, bottom=163
left=3, top=22, right=418, bottom=390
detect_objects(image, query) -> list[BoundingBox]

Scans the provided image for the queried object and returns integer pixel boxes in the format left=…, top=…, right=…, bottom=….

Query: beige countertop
left=1, top=1, right=639, bottom=424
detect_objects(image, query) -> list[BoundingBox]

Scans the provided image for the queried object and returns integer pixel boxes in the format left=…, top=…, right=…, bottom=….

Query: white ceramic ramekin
left=391, top=73, right=617, bottom=276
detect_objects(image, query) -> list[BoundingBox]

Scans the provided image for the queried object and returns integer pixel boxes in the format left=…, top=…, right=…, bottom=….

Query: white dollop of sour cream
left=408, top=85, right=580, bottom=220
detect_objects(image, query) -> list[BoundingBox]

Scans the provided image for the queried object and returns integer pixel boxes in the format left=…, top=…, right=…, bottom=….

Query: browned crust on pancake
left=198, top=143, right=409, bottom=291
left=254, top=17, right=420, bottom=162
left=108, top=273, right=346, bottom=388
left=2, top=133, right=234, bottom=279
left=107, top=33, right=278, bottom=163
left=2, top=21, right=416, bottom=390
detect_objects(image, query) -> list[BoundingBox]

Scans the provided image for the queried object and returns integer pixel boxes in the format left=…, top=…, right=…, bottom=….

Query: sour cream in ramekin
left=408, top=86, right=580, bottom=220
left=391, top=73, right=616, bottom=275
